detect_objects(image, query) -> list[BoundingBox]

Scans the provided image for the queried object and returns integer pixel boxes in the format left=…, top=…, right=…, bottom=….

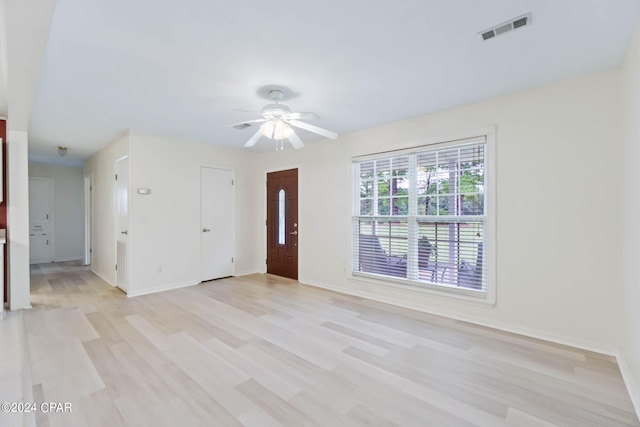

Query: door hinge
left=231, top=179, right=234, bottom=186
left=231, top=257, right=234, bottom=263
left=265, top=220, right=267, bottom=226
left=90, top=185, right=92, bottom=191
left=115, top=264, right=118, bottom=271
left=265, top=258, right=267, bottom=265
left=46, top=214, right=49, bottom=220
left=115, top=174, right=118, bottom=180
left=90, top=249, right=92, bottom=253
left=46, top=240, right=49, bottom=245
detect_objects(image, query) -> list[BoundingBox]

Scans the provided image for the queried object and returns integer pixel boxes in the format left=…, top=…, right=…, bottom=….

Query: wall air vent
left=479, top=13, right=531, bottom=41
left=233, top=123, right=252, bottom=130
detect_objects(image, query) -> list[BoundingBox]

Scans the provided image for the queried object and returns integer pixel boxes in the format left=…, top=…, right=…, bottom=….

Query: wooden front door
left=266, top=169, right=298, bottom=280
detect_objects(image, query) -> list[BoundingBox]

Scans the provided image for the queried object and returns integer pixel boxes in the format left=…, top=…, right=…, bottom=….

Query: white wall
left=621, top=21, right=640, bottom=413
left=257, top=69, right=623, bottom=355
left=83, top=132, right=129, bottom=285
left=85, top=131, right=261, bottom=295
left=126, top=131, right=259, bottom=296
left=28, top=162, right=84, bottom=262
left=2, top=0, right=55, bottom=317
left=7, top=130, right=30, bottom=310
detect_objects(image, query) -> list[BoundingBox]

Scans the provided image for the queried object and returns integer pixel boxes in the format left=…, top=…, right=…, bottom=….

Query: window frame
left=351, top=128, right=496, bottom=304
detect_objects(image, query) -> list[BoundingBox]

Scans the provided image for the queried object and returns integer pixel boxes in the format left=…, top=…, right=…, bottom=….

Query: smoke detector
left=479, top=13, right=531, bottom=41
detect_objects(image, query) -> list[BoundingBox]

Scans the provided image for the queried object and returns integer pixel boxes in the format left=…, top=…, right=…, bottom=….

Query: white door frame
left=115, top=156, right=131, bottom=293
left=84, top=173, right=92, bottom=266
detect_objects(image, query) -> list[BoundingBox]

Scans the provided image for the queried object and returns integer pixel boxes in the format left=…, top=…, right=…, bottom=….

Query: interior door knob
left=203, top=228, right=211, bottom=232
left=289, top=231, right=297, bottom=235
left=121, top=230, right=128, bottom=235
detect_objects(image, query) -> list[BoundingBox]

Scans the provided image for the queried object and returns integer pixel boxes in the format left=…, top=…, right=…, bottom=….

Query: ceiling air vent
left=481, top=30, right=495, bottom=40
left=479, top=13, right=531, bottom=41
left=233, top=123, right=252, bottom=130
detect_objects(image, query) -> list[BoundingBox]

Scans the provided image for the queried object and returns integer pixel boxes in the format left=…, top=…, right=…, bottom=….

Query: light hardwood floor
left=5, top=261, right=637, bottom=426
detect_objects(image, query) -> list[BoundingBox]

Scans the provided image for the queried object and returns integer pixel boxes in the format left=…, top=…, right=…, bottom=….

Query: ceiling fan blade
left=286, top=112, right=320, bottom=120
left=244, top=128, right=263, bottom=147
left=288, top=120, right=338, bottom=140
left=287, top=132, right=305, bottom=149
left=231, top=118, right=266, bottom=127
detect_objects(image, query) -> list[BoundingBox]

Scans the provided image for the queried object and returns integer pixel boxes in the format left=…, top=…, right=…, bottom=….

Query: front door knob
left=289, top=231, right=297, bottom=235
left=203, top=228, right=211, bottom=232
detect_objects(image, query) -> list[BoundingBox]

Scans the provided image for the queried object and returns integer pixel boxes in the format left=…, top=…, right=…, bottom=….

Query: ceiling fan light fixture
left=260, top=120, right=275, bottom=139
left=275, top=121, right=294, bottom=140
left=57, top=146, right=68, bottom=157
left=260, top=119, right=293, bottom=140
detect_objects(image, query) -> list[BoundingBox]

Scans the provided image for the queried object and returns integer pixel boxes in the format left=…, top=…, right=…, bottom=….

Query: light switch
left=137, top=188, right=151, bottom=195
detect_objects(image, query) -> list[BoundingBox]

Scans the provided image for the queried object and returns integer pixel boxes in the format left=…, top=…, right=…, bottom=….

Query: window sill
left=350, top=271, right=496, bottom=307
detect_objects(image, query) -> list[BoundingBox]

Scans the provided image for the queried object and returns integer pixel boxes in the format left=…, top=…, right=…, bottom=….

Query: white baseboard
left=126, top=281, right=200, bottom=298
left=52, top=256, right=84, bottom=263
left=235, top=270, right=261, bottom=277
left=617, top=353, right=640, bottom=417
left=91, top=268, right=116, bottom=287
left=300, top=278, right=618, bottom=357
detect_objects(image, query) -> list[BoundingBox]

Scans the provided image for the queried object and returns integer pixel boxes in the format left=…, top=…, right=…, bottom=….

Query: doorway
left=200, top=166, right=234, bottom=281
left=115, top=156, right=129, bottom=293
left=29, top=177, right=53, bottom=264
left=266, top=168, right=298, bottom=280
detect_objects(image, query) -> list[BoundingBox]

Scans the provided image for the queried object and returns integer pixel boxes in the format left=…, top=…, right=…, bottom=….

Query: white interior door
left=115, top=156, right=130, bottom=292
left=201, top=167, right=234, bottom=281
left=29, top=178, right=53, bottom=264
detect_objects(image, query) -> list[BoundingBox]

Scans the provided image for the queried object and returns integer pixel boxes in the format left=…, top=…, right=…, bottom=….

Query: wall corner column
left=7, top=130, right=30, bottom=310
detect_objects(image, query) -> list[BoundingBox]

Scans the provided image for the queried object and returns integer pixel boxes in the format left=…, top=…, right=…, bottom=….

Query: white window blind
left=353, top=137, right=489, bottom=294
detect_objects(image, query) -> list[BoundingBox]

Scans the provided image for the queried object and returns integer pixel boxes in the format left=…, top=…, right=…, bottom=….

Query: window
left=352, top=134, right=494, bottom=300
left=278, top=189, right=286, bottom=245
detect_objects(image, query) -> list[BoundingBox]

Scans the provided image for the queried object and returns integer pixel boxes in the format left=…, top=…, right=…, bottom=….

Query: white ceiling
left=27, top=0, right=640, bottom=166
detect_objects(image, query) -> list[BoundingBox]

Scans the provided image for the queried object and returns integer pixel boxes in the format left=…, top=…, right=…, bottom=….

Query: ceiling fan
left=234, top=89, right=338, bottom=149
